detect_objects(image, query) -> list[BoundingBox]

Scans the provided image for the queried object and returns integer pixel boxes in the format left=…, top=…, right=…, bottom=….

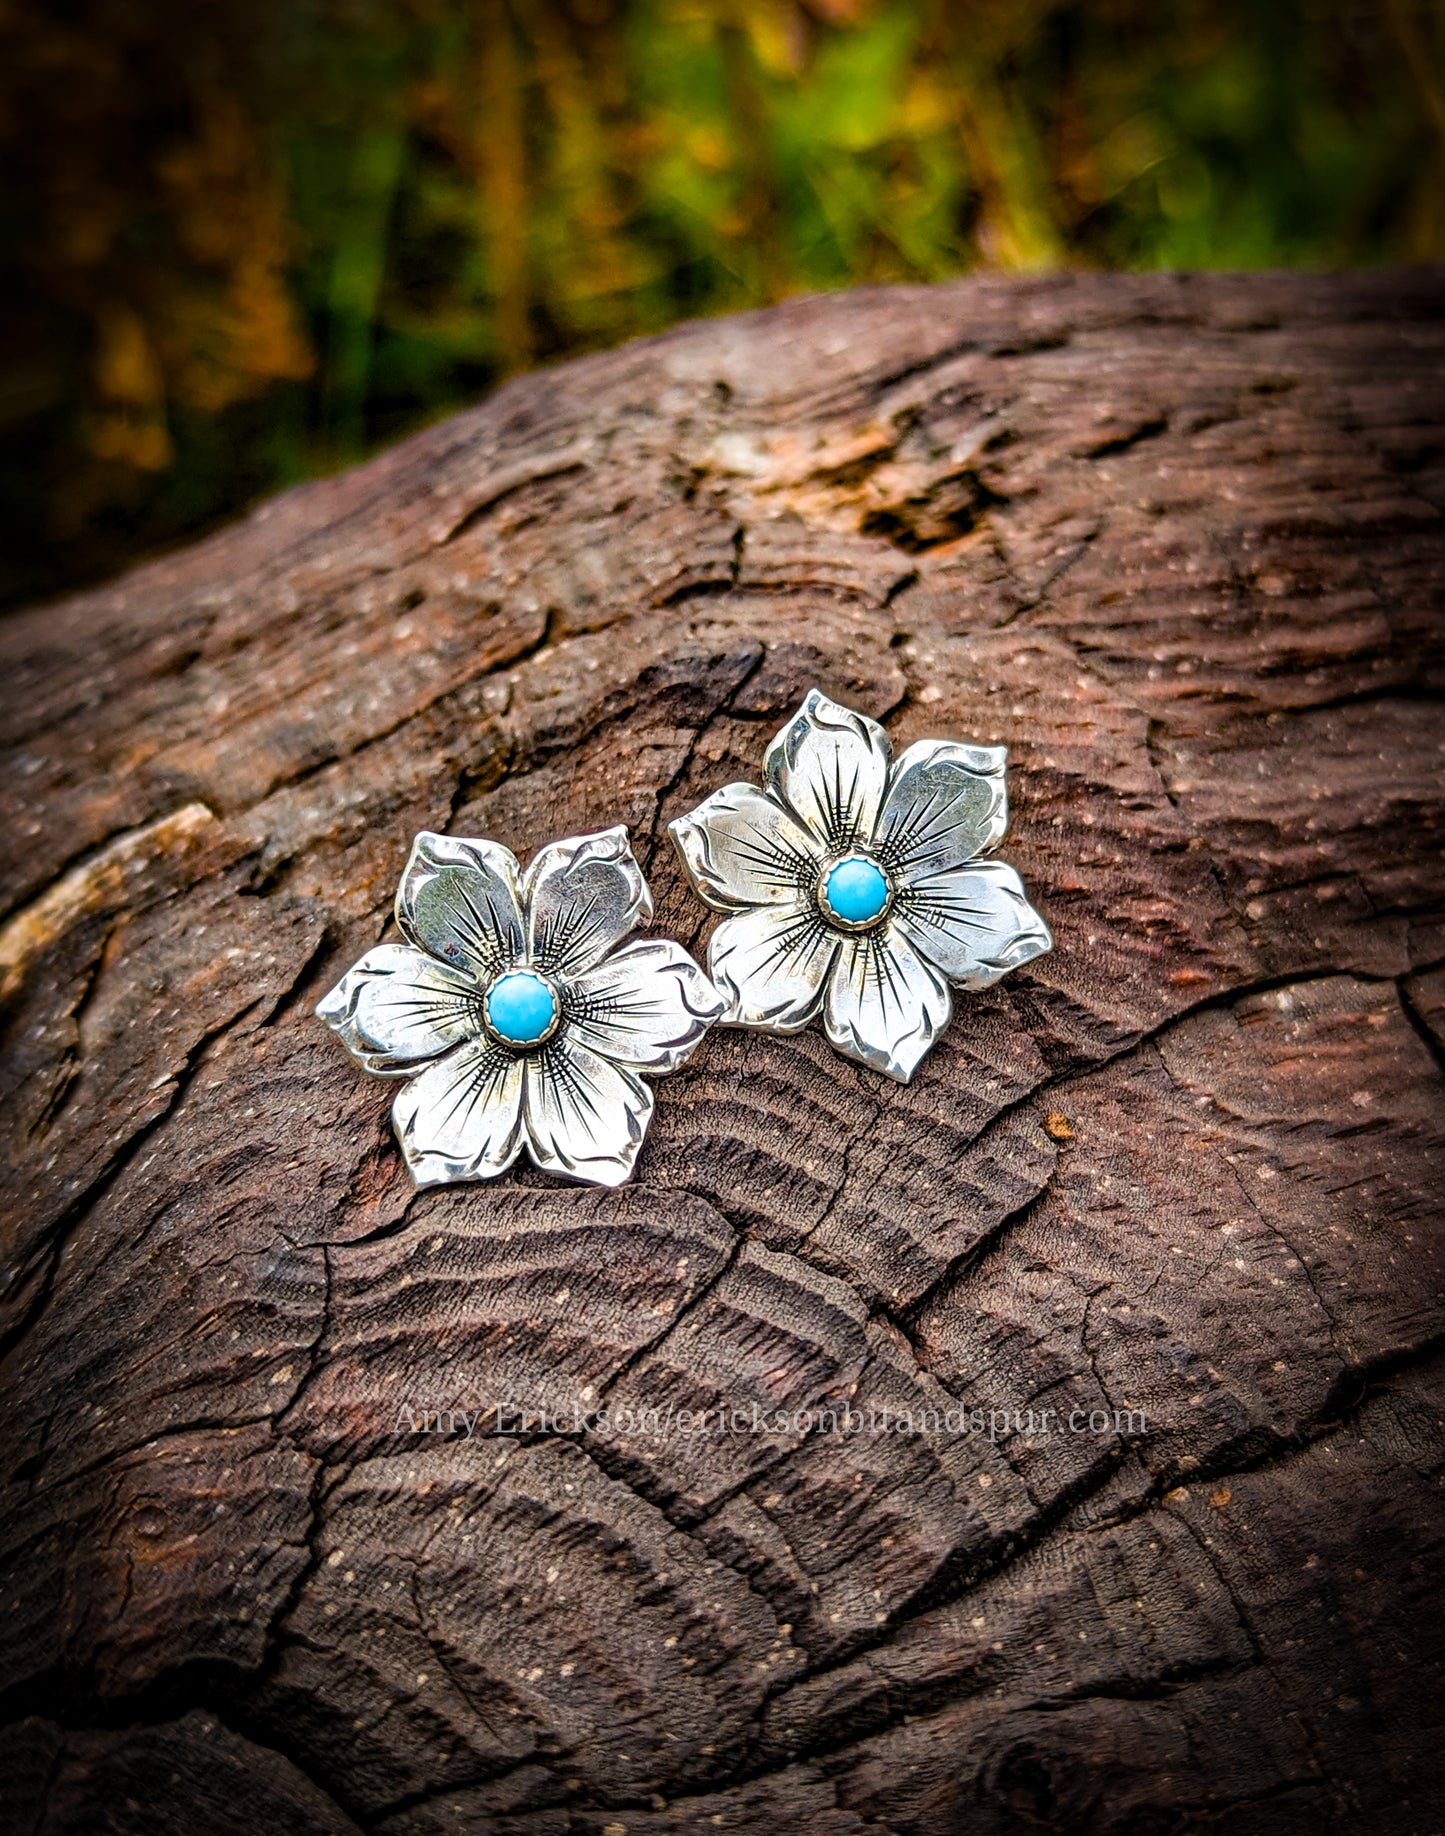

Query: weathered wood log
left=2, top=269, right=1444, bottom=1835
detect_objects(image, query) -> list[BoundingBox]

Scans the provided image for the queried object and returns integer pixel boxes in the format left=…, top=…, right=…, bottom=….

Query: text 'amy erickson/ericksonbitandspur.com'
left=389, top=1399, right=1149, bottom=1446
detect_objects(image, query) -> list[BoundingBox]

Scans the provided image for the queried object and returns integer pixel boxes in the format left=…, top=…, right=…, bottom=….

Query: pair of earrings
left=318, top=690, right=1051, bottom=1189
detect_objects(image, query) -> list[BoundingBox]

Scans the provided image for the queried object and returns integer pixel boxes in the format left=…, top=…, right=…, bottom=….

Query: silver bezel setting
left=814, top=853, right=895, bottom=934
left=481, top=969, right=563, bottom=1052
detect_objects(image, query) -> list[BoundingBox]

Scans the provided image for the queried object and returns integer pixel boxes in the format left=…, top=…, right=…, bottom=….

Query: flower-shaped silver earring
left=669, top=690, right=1051, bottom=1081
left=318, top=827, right=722, bottom=1187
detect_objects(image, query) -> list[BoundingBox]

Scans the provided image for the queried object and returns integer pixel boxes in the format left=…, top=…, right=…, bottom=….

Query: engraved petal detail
left=708, top=901, right=839, bottom=1031
left=522, top=1038, right=655, bottom=1187
left=893, top=859, right=1053, bottom=989
left=877, top=738, right=1009, bottom=876
left=763, top=689, right=892, bottom=852
left=391, top=1039, right=526, bottom=1186
left=524, top=825, right=652, bottom=981
left=396, top=831, right=524, bottom=981
left=823, top=928, right=952, bottom=1083
left=316, top=943, right=480, bottom=1075
left=569, top=936, right=727, bottom=1071
left=669, top=783, right=821, bottom=912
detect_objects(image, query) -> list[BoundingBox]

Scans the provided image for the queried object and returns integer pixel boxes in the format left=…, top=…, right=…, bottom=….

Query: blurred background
left=2, top=0, right=1442, bottom=610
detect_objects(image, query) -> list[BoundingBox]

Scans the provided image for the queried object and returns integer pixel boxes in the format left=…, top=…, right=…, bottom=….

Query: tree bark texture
left=2, top=270, right=1444, bottom=1835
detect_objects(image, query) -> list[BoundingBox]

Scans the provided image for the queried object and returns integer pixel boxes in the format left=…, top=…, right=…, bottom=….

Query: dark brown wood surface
left=2, top=270, right=1444, bottom=1835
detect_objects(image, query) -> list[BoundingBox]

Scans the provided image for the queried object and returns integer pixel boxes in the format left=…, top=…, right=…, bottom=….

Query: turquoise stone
left=823, top=856, right=890, bottom=927
left=485, top=970, right=558, bottom=1046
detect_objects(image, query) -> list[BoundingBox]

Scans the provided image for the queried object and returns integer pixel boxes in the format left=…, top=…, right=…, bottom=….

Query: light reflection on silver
left=318, top=827, right=723, bottom=1187
left=669, top=690, right=1052, bottom=1082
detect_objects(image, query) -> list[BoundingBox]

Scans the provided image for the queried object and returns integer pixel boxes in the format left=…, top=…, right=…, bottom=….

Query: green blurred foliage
left=1, top=0, right=1442, bottom=606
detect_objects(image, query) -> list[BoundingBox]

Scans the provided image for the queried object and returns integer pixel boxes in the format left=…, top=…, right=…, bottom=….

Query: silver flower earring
left=318, top=827, right=723, bottom=1187
left=669, top=689, right=1051, bottom=1082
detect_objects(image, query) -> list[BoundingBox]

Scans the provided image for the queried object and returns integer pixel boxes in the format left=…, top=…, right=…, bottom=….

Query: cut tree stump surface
left=2, top=270, right=1444, bottom=1835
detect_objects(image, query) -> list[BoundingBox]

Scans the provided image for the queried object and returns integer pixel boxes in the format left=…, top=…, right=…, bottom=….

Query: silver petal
left=708, top=901, right=839, bottom=1031
left=391, top=1038, right=526, bottom=1186
left=523, top=1037, right=654, bottom=1187
left=763, top=689, right=892, bottom=852
left=315, top=943, right=480, bottom=1075
left=877, top=738, right=1008, bottom=876
left=668, top=782, right=821, bottom=913
left=524, top=825, right=652, bottom=982
left=823, top=928, right=952, bottom=1084
left=568, top=937, right=725, bottom=1072
left=396, top=831, right=525, bottom=981
left=894, top=859, right=1053, bottom=990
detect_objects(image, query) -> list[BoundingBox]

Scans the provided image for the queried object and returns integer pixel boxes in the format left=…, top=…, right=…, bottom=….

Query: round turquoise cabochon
left=485, top=970, right=558, bottom=1045
left=823, top=856, right=890, bottom=926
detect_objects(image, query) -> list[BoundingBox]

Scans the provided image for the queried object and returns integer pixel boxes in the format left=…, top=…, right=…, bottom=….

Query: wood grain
left=2, top=269, right=1443, bottom=1834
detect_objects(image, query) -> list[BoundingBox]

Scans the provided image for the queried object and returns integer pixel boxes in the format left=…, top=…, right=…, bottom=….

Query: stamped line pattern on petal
left=824, top=927, right=951, bottom=1083
left=568, top=937, right=725, bottom=1072
left=763, top=689, right=892, bottom=852
left=525, top=826, right=652, bottom=982
left=391, top=1037, right=526, bottom=1186
left=523, top=1037, right=654, bottom=1187
left=877, top=738, right=1009, bottom=878
left=669, top=782, right=820, bottom=912
left=397, top=832, right=524, bottom=981
left=316, top=943, right=480, bottom=1075
left=708, top=901, right=839, bottom=1031
left=894, top=859, right=1052, bottom=990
